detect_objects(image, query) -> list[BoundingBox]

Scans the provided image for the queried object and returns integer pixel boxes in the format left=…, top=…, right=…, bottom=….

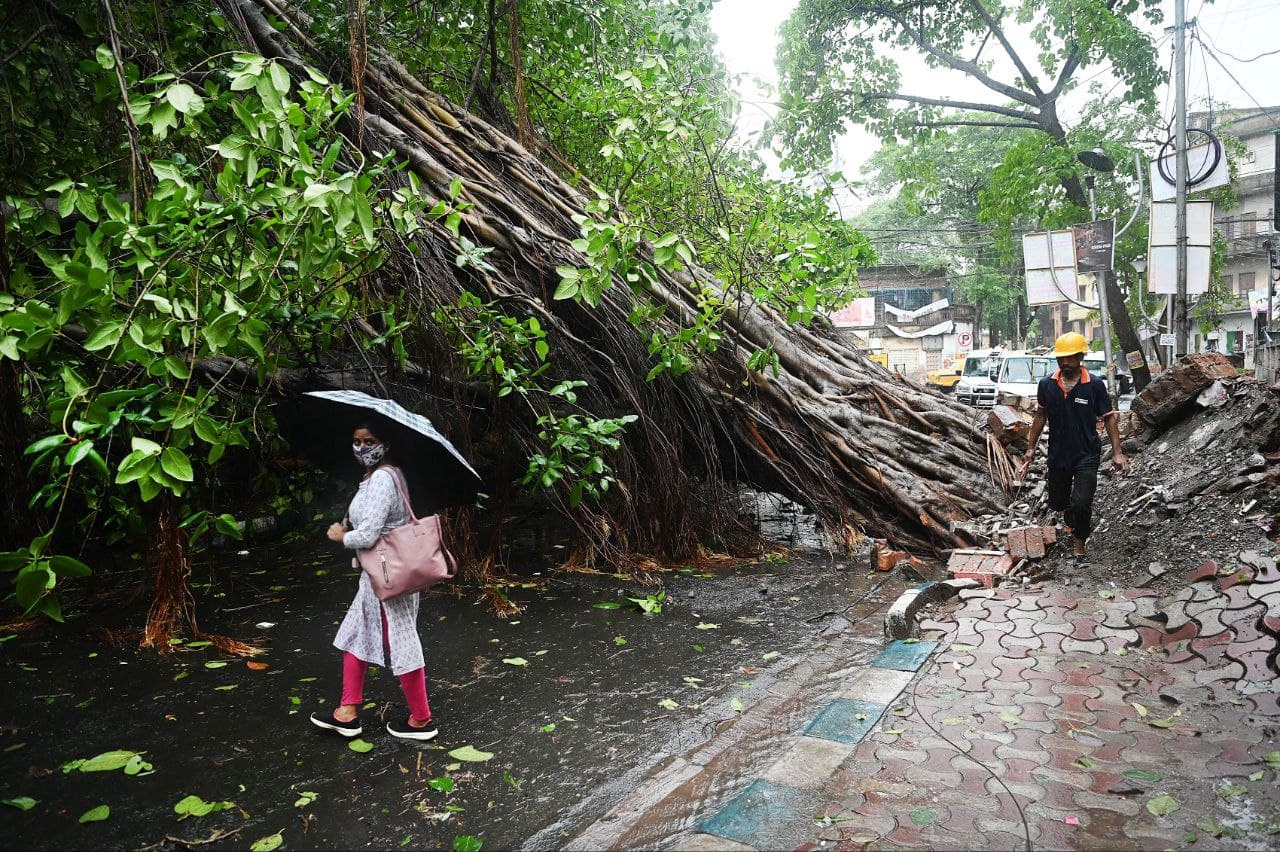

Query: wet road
left=0, top=538, right=901, bottom=850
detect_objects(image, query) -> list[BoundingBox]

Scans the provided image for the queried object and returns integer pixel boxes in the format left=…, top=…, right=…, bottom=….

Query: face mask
left=352, top=442, right=387, bottom=468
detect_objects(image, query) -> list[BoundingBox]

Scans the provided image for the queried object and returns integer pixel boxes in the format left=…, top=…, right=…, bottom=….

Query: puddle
left=0, top=538, right=899, bottom=849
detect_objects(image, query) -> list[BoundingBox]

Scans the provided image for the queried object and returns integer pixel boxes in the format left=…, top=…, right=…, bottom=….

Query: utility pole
left=1086, top=176, right=1117, bottom=404
left=1173, top=0, right=1190, bottom=357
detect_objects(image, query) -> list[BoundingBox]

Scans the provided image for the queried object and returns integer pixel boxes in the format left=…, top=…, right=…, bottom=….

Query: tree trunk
left=1105, top=272, right=1151, bottom=391
left=221, top=0, right=1008, bottom=566
left=0, top=359, right=30, bottom=552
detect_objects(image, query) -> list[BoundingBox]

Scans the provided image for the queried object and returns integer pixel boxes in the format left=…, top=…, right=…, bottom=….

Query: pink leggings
left=340, top=608, right=431, bottom=723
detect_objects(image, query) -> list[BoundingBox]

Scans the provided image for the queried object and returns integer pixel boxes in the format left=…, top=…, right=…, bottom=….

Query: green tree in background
left=775, top=0, right=1167, bottom=388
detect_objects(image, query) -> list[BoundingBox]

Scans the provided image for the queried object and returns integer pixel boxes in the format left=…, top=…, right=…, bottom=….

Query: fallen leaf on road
left=249, top=831, right=284, bottom=852
left=731, top=697, right=744, bottom=713
left=1130, top=702, right=1148, bottom=718
left=348, top=739, right=374, bottom=753
left=1122, top=769, right=1161, bottom=783
left=909, top=808, right=935, bottom=826
left=1248, top=771, right=1264, bottom=782
left=695, top=623, right=720, bottom=630
left=1146, top=794, right=1180, bottom=816
left=658, top=698, right=679, bottom=711
left=247, top=661, right=269, bottom=671
left=502, top=658, right=528, bottom=666
left=448, top=746, right=493, bottom=762
left=1219, top=783, right=1247, bottom=799
left=78, top=805, right=109, bottom=823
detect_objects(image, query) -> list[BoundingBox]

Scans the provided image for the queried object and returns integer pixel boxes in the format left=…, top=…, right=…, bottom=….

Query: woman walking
left=309, top=424, right=439, bottom=741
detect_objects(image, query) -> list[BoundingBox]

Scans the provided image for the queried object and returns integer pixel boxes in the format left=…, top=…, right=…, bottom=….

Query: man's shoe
left=310, top=710, right=362, bottom=737
left=387, top=718, right=439, bottom=741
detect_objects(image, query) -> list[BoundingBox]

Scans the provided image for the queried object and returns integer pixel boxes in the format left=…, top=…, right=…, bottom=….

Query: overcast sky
left=708, top=0, right=1280, bottom=213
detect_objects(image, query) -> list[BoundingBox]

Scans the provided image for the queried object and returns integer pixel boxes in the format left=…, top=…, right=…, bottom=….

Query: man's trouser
left=1047, top=462, right=1099, bottom=542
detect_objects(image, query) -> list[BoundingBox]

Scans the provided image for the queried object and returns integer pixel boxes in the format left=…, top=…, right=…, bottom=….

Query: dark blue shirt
left=1036, top=369, right=1114, bottom=470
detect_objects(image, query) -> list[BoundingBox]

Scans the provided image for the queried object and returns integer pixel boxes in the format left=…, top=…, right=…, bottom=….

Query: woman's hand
left=326, top=522, right=347, bottom=543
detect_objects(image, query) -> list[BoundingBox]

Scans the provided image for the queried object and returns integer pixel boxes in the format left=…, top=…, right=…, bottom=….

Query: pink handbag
left=355, top=468, right=458, bottom=601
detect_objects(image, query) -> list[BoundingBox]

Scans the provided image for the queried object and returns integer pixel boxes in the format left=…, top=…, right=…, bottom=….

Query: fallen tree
left=3, top=0, right=1008, bottom=644
left=221, top=0, right=1007, bottom=566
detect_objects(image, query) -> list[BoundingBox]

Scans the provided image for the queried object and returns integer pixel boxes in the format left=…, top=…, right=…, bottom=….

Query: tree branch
left=965, top=0, right=1046, bottom=99
left=908, top=119, right=1040, bottom=130
left=883, top=10, right=1040, bottom=108
left=859, top=91, right=1039, bottom=123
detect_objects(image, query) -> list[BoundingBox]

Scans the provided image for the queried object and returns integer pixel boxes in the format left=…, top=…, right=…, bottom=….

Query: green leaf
left=348, top=739, right=374, bottom=753
left=49, top=555, right=92, bottom=578
left=540, top=723, right=556, bottom=733
left=2, top=797, right=37, bottom=811
left=695, top=622, right=720, bottom=630
left=909, top=808, right=936, bottom=826
left=731, top=697, right=744, bottom=713
left=79, top=805, right=110, bottom=823
left=294, top=791, right=318, bottom=808
left=553, top=278, right=580, bottom=301
left=26, top=434, right=68, bottom=455
left=1146, top=794, right=1180, bottom=816
left=658, top=698, right=679, bottom=710
left=592, top=602, right=620, bottom=610
left=71, top=750, right=140, bottom=773
left=165, top=83, right=203, bottom=115
left=65, top=440, right=94, bottom=467
left=1122, top=769, right=1161, bottom=783
left=502, top=657, right=528, bottom=666
left=452, top=836, right=483, bottom=852
left=447, top=745, right=493, bottom=762
left=268, top=62, right=291, bottom=95
left=83, top=321, right=125, bottom=352
left=160, top=447, right=194, bottom=482
left=131, top=437, right=163, bottom=456
left=250, top=831, right=284, bottom=852
left=1219, top=783, right=1247, bottom=799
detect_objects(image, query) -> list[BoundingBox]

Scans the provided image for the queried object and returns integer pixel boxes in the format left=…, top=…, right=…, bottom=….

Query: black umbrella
left=284, top=390, right=483, bottom=515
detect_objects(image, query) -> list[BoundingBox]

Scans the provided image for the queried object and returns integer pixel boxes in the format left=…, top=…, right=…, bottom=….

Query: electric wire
left=1194, top=33, right=1280, bottom=132
left=906, top=655, right=1034, bottom=852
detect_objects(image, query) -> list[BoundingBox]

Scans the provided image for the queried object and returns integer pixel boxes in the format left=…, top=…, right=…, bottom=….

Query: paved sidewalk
left=570, top=557, right=1280, bottom=850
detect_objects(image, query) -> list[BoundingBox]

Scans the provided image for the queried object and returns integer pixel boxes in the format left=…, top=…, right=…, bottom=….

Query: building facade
left=828, top=265, right=976, bottom=380
left=1188, top=107, right=1279, bottom=361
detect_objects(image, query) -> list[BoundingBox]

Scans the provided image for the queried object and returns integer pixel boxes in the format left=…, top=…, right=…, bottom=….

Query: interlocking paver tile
left=1186, top=561, right=1221, bottom=584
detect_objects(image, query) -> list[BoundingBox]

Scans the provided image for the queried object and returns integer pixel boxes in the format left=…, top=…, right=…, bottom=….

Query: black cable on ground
left=906, top=642, right=1035, bottom=852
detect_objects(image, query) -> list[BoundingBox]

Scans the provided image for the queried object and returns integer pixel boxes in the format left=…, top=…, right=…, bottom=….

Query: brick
left=759, top=736, right=856, bottom=790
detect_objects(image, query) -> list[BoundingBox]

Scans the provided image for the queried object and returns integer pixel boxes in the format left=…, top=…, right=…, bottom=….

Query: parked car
left=926, top=354, right=968, bottom=393
left=993, top=351, right=1055, bottom=403
left=953, top=349, right=1003, bottom=407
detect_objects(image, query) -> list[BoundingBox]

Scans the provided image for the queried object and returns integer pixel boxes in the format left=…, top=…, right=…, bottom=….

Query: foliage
left=1, top=54, right=424, bottom=617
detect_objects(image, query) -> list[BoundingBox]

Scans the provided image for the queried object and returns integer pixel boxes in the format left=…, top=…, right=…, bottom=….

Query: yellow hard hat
left=1051, top=332, right=1089, bottom=358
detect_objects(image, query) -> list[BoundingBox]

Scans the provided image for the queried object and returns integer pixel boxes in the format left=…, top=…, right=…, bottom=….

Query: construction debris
left=945, top=549, right=1016, bottom=588
left=1131, top=353, right=1238, bottom=427
left=987, top=405, right=1031, bottom=448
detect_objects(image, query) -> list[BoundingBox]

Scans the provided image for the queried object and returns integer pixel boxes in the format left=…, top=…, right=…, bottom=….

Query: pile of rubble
left=951, top=354, right=1280, bottom=589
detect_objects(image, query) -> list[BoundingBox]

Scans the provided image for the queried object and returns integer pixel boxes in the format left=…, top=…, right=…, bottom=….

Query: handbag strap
left=380, top=465, right=419, bottom=523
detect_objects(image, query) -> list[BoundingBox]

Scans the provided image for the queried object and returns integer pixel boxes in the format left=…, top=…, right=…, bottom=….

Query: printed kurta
left=332, top=467, right=424, bottom=675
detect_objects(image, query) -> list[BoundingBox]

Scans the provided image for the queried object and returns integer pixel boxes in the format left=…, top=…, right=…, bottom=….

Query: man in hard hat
left=1017, top=332, right=1130, bottom=563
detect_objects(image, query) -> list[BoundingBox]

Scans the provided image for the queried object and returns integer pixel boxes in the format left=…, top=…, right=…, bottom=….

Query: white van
left=993, top=351, right=1055, bottom=402
left=953, top=349, right=1003, bottom=407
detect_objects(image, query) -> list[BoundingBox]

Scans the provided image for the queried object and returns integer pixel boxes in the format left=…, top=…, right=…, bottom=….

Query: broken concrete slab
left=1132, top=353, right=1237, bottom=427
